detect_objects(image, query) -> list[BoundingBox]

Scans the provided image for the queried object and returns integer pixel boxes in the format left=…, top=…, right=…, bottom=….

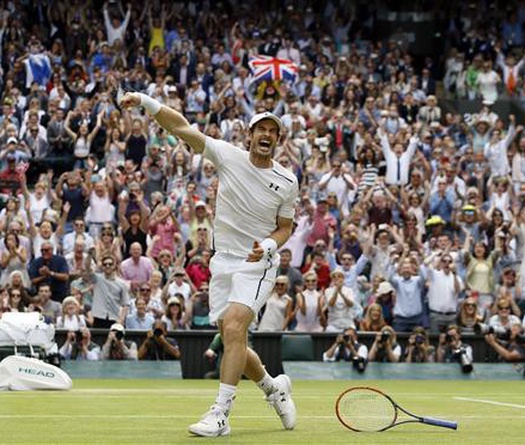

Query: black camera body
left=343, top=334, right=350, bottom=343
left=415, top=334, right=425, bottom=345
left=380, top=331, right=391, bottom=344
left=114, top=331, right=124, bottom=341
left=153, top=328, right=164, bottom=338
left=75, top=331, right=84, bottom=343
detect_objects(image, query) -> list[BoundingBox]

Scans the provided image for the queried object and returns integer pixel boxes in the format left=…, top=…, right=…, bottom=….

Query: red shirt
left=301, top=261, right=331, bottom=290
left=185, top=262, right=211, bottom=289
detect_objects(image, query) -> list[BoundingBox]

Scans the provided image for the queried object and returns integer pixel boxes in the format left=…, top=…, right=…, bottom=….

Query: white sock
left=256, top=372, right=277, bottom=395
left=215, top=383, right=236, bottom=412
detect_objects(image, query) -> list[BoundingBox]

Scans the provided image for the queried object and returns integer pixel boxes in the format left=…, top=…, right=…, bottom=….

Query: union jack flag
left=248, top=56, right=299, bottom=84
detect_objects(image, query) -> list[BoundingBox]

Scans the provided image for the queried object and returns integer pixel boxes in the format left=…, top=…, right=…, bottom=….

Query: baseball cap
left=248, top=112, right=282, bottom=133
left=7, top=137, right=17, bottom=145
left=110, top=323, right=125, bottom=333
left=377, top=281, right=394, bottom=295
left=195, top=200, right=207, bottom=208
left=167, top=296, right=182, bottom=306
left=173, top=267, right=185, bottom=276
left=330, top=267, right=345, bottom=278
left=462, top=204, right=476, bottom=213
left=425, top=215, right=445, bottom=226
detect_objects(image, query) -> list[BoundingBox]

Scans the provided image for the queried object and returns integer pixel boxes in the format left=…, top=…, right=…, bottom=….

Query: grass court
left=1, top=379, right=523, bottom=444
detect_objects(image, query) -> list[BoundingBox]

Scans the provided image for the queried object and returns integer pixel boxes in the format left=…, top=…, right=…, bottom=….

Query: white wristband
left=260, top=238, right=278, bottom=259
left=137, top=93, right=162, bottom=115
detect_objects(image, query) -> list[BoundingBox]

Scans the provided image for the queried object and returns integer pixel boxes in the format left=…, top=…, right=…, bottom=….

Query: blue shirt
left=390, top=272, right=425, bottom=318
left=429, top=189, right=455, bottom=222
left=126, top=313, right=155, bottom=330
left=28, top=255, right=70, bottom=302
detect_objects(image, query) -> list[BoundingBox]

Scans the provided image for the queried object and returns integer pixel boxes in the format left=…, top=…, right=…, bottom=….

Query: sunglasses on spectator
left=305, top=279, right=317, bottom=283
left=498, top=306, right=510, bottom=310
left=464, top=303, right=476, bottom=307
left=41, top=247, right=52, bottom=252
left=140, top=287, right=151, bottom=292
left=102, top=262, right=114, bottom=267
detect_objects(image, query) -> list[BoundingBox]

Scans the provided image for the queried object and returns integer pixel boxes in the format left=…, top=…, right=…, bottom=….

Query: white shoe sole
left=188, top=424, right=231, bottom=437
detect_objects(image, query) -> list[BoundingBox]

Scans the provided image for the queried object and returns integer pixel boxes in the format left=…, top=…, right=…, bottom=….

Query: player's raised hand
left=246, top=240, right=264, bottom=262
left=119, top=92, right=141, bottom=109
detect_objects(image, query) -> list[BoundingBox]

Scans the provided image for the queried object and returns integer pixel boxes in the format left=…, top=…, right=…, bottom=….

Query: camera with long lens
left=352, top=356, right=367, bottom=373
left=474, top=323, right=510, bottom=340
left=114, top=331, right=124, bottom=341
left=153, top=328, right=164, bottom=338
left=342, top=334, right=350, bottom=343
left=452, top=346, right=473, bottom=374
left=473, top=323, right=495, bottom=336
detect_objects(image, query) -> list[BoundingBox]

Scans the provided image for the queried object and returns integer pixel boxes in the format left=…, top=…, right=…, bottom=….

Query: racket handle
left=421, top=416, right=458, bottom=430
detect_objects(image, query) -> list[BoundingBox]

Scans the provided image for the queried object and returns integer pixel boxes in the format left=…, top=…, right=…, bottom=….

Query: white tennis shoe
left=265, top=374, right=297, bottom=430
left=188, top=405, right=231, bottom=437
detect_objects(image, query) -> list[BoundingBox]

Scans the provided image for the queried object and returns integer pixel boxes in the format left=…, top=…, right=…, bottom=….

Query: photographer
left=322, top=328, right=368, bottom=373
left=59, top=327, right=100, bottom=361
left=100, top=323, right=138, bottom=360
left=485, top=322, right=525, bottom=362
left=404, top=326, right=435, bottom=363
left=369, top=326, right=402, bottom=363
left=138, top=320, right=181, bottom=360
left=436, top=325, right=474, bottom=373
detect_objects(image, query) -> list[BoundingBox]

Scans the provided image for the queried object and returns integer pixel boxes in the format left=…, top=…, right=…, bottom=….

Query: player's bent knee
left=222, top=321, right=247, bottom=345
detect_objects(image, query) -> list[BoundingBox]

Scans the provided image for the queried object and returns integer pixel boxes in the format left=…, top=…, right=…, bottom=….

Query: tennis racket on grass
left=335, top=386, right=458, bottom=432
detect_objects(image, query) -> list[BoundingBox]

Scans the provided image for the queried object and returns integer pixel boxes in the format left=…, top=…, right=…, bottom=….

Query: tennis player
left=120, top=92, right=298, bottom=437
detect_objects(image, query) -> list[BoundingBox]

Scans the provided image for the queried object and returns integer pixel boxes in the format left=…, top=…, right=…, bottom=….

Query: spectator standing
left=85, top=253, right=129, bottom=328
left=258, top=276, right=294, bottom=332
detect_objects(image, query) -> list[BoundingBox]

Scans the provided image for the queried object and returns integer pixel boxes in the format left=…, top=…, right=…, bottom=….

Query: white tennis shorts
left=208, top=251, right=280, bottom=322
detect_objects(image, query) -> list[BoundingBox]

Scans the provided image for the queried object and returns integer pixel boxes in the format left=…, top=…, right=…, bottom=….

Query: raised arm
left=120, top=93, right=206, bottom=153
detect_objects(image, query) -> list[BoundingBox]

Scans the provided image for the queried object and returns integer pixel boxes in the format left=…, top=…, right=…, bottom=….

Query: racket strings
left=337, top=389, right=396, bottom=432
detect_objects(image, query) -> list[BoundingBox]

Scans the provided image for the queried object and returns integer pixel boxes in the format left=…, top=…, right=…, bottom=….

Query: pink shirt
left=150, top=219, right=178, bottom=257
left=120, top=256, right=154, bottom=285
left=305, top=210, right=337, bottom=247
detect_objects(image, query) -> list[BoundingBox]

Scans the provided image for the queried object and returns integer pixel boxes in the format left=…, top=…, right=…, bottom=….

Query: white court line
left=454, top=397, right=525, bottom=409
left=0, top=414, right=524, bottom=420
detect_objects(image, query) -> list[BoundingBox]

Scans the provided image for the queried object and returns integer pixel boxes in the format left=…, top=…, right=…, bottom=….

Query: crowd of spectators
left=0, top=0, right=524, bottom=363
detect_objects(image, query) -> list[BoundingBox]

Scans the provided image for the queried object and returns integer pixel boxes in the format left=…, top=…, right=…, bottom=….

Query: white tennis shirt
left=204, top=137, right=299, bottom=257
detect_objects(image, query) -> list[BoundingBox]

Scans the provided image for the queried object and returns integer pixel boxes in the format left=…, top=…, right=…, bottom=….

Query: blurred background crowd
left=0, top=0, right=524, bottom=364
